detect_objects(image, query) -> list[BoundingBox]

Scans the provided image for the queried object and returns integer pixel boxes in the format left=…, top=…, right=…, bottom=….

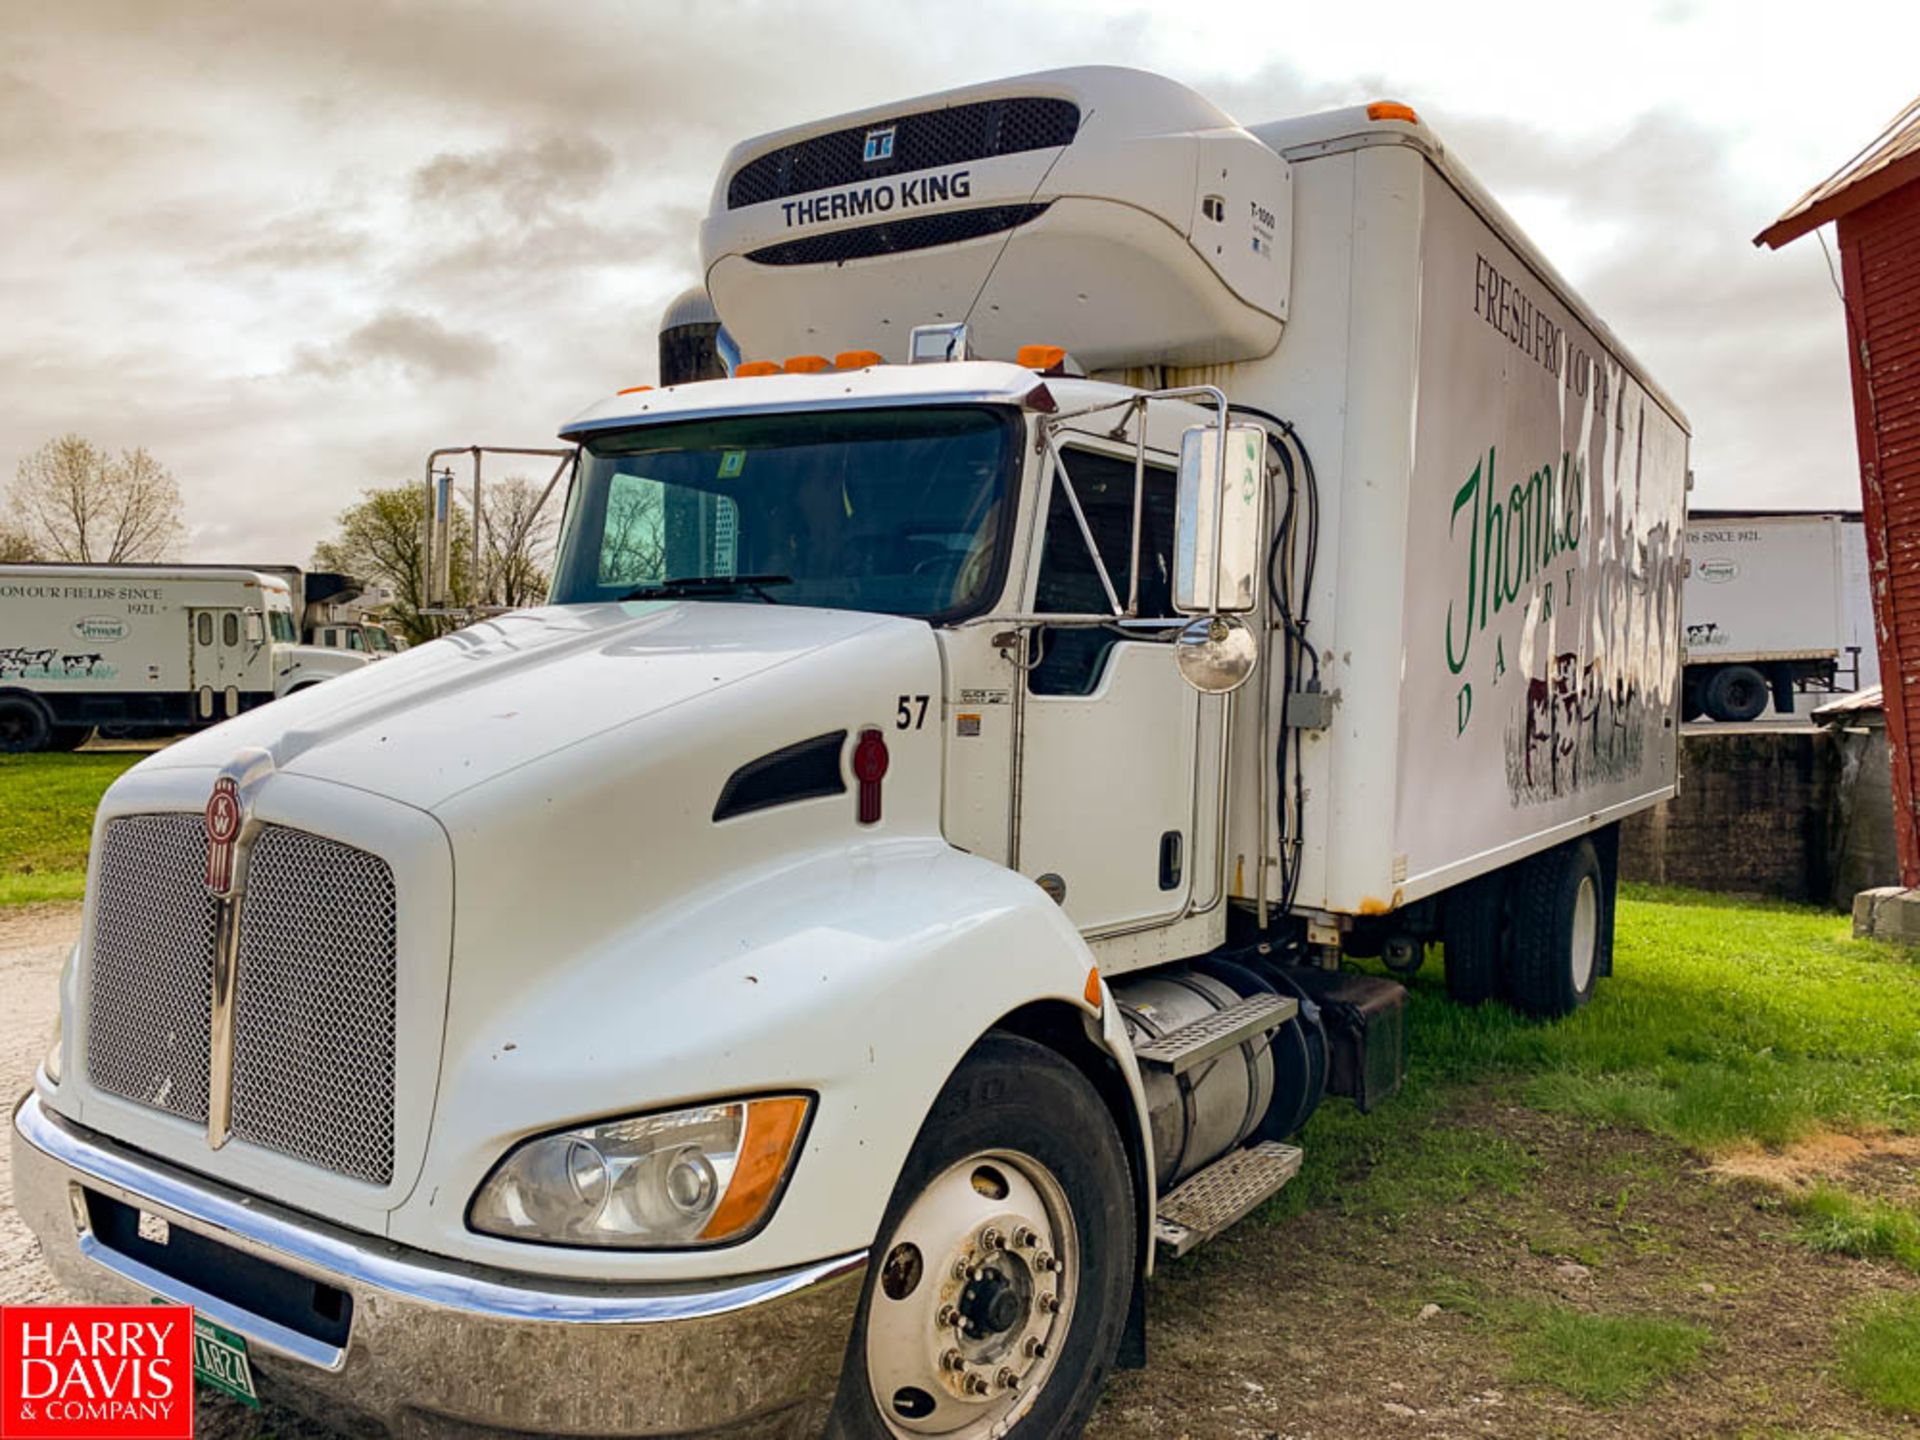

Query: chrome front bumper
left=11, top=1093, right=866, bottom=1438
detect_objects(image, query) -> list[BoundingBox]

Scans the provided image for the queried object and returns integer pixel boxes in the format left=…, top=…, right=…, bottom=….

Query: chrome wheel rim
left=866, top=1149, right=1079, bottom=1437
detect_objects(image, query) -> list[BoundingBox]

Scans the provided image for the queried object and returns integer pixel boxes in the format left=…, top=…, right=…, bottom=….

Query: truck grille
left=230, top=827, right=398, bottom=1186
left=727, top=97, right=1080, bottom=210
left=85, top=815, right=399, bottom=1186
left=86, top=816, right=217, bottom=1123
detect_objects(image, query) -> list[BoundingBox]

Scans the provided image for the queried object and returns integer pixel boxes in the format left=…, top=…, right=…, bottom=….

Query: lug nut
left=962, top=1373, right=991, bottom=1397
left=1033, top=1251, right=1055, bottom=1272
left=937, top=1305, right=959, bottom=1328
left=1013, top=1225, right=1039, bottom=1248
left=952, top=1259, right=970, bottom=1281
left=981, top=1226, right=1005, bottom=1250
left=941, top=1348, right=965, bottom=1371
left=1023, top=1336, right=1047, bottom=1359
left=996, top=1367, right=1019, bottom=1391
left=1036, top=1291, right=1060, bottom=1314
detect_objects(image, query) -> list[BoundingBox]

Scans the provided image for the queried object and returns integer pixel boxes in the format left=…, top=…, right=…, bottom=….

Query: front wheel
left=827, top=1034, right=1135, bottom=1440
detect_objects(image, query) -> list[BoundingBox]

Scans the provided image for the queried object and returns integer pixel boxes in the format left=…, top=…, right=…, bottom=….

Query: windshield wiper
left=617, top=573, right=794, bottom=604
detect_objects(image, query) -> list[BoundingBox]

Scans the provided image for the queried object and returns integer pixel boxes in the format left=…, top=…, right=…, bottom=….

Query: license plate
left=192, top=1315, right=261, bottom=1409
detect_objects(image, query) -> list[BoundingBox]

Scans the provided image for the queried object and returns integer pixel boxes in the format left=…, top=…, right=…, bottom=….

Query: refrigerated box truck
left=0, top=564, right=371, bottom=750
left=13, top=67, right=1687, bottom=1439
left=1683, top=510, right=1875, bottom=720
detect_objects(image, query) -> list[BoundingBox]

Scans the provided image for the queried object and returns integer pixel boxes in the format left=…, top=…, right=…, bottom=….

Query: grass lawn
left=1098, top=884, right=1920, bottom=1437
left=0, top=751, right=144, bottom=904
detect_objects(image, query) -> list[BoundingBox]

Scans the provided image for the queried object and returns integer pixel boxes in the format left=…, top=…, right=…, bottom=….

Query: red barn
left=1758, top=98, right=1920, bottom=889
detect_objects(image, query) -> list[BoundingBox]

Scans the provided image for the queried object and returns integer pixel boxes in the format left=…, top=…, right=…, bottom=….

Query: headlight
left=469, top=1095, right=811, bottom=1248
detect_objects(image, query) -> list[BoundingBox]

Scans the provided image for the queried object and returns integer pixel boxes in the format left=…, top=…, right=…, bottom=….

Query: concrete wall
left=1620, top=722, right=1899, bottom=908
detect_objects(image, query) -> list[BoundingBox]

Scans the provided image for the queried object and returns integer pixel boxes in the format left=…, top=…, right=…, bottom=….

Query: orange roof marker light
left=616, top=385, right=654, bottom=396
left=783, top=354, right=831, bottom=374
left=734, top=360, right=780, bottom=377
left=1367, top=101, right=1419, bottom=124
left=1017, top=343, right=1069, bottom=374
left=835, top=350, right=884, bottom=370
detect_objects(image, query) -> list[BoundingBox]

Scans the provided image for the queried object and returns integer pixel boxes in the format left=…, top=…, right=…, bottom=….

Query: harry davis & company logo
left=2, top=1304, right=193, bottom=1438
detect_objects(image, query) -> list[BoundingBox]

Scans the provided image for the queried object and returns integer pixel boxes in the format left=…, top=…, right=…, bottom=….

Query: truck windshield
left=549, top=406, right=1018, bottom=621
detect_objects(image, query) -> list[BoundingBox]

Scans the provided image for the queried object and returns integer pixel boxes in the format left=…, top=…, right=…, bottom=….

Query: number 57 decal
left=896, top=695, right=930, bottom=730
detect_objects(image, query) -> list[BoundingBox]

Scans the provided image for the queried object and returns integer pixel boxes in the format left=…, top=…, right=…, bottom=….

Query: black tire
left=826, top=1033, right=1135, bottom=1440
left=0, top=694, right=53, bottom=753
left=1681, top=674, right=1705, bottom=722
left=1703, top=665, right=1769, bottom=723
left=45, top=725, right=94, bottom=752
left=1442, top=870, right=1508, bottom=1006
left=1508, top=839, right=1606, bottom=1019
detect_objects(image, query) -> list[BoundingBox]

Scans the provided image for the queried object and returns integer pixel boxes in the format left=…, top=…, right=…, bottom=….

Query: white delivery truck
left=13, top=68, right=1687, bottom=1439
left=0, top=564, right=370, bottom=751
left=1682, top=509, right=1874, bottom=721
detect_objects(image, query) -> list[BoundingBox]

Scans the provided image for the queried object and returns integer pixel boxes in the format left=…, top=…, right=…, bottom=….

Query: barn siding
left=1840, top=182, right=1920, bottom=884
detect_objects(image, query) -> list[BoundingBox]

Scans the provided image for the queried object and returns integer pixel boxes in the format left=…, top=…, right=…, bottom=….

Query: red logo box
left=2, top=1306, right=193, bottom=1439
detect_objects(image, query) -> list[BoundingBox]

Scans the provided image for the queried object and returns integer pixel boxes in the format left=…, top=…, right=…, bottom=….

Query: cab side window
left=1033, top=449, right=1178, bottom=619
left=1030, top=448, right=1178, bottom=696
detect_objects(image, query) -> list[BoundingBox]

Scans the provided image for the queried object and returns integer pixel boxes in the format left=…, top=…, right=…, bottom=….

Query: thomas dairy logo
left=862, top=126, right=895, bottom=163
left=1, top=1305, right=192, bottom=1438
left=1697, top=558, right=1738, bottom=583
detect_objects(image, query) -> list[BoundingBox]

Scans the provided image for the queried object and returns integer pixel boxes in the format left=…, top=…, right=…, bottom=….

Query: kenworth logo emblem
left=204, top=776, right=242, bottom=895
left=863, top=126, right=895, bottom=163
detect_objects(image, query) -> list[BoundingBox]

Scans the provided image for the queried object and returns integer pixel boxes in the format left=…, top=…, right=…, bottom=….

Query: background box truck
left=13, top=66, right=1686, bottom=1439
left=1683, top=509, right=1876, bottom=721
left=0, top=563, right=370, bottom=751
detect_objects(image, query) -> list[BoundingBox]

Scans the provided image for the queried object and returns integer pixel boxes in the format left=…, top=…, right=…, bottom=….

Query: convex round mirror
left=1174, top=615, right=1258, bottom=694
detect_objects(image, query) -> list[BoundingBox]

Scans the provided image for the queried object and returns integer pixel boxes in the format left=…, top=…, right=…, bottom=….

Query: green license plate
left=192, top=1315, right=261, bottom=1409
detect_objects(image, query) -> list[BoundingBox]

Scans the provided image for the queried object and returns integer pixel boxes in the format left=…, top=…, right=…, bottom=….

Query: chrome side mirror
left=1175, top=614, right=1258, bottom=694
left=1174, top=423, right=1266, bottom=616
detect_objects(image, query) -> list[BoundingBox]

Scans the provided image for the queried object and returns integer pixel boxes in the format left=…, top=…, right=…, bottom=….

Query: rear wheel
left=827, top=1035, right=1134, bottom=1440
left=1442, top=870, right=1508, bottom=1006
left=1703, top=664, right=1769, bottom=722
left=1509, top=839, right=1605, bottom=1018
left=0, top=695, right=52, bottom=753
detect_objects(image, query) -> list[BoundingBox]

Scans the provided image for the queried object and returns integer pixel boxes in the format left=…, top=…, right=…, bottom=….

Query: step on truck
left=0, top=564, right=372, bottom=752
left=12, top=67, right=1688, bottom=1439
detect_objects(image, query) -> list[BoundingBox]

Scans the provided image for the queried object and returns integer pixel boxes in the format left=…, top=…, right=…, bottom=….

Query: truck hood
left=145, top=601, right=913, bottom=812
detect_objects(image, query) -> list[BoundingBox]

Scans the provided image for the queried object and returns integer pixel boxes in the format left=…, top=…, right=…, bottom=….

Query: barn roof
left=1755, top=95, right=1920, bottom=249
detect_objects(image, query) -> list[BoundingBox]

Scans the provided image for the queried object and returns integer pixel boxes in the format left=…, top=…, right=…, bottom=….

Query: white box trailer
left=0, top=564, right=371, bottom=751
left=14, top=68, right=1686, bottom=1440
left=1683, top=510, right=1872, bottom=720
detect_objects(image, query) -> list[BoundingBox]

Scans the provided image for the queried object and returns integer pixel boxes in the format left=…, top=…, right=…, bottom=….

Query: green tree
left=312, top=484, right=469, bottom=645
left=7, top=435, right=184, bottom=561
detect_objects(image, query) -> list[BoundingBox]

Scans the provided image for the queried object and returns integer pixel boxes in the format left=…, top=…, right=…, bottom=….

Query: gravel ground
left=0, top=903, right=78, bottom=1309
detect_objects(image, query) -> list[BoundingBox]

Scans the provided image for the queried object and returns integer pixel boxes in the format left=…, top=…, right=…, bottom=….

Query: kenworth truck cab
left=14, top=67, right=1687, bottom=1438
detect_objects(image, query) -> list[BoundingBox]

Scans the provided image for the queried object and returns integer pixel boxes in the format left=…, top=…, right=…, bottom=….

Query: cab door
left=1012, top=445, right=1210, bottom=934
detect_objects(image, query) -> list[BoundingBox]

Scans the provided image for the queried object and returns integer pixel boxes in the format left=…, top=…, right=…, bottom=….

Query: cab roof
left=559, top=361, right=1147, bottom=442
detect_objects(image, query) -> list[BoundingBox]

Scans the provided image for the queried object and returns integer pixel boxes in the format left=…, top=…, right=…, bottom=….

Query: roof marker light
left=616, top=385, right=654, bottom=395
left=1016, top=344, right=1069, bottom=374
left=835, top=349, right=884, bottom=370
left=783, top=354, right=831, bottom=374
left=1367, top=101, right=1419, bottom=124
left=735, top=360, right=780, bottom=377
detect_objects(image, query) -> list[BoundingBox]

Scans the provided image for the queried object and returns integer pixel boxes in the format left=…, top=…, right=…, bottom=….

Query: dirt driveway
left=4, top=907, right=1914, bottom=1438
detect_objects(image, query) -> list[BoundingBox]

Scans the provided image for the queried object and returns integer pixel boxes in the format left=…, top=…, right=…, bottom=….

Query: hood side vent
left=713, top=731, right=849, bottom=821
left=727, top=97, right=1080, bottom=210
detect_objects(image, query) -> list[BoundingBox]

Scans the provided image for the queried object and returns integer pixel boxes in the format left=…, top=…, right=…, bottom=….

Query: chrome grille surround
left=230, top=826, right=398, bottom=1186
left=85, top=815, right=217, bottom=1123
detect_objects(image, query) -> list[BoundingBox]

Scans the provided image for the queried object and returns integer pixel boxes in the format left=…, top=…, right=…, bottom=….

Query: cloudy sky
left=3, top=0, right=1917, bottom=561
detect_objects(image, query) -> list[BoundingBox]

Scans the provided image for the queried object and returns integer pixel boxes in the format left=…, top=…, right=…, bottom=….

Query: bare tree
left=7, top=435, right=185, bottom=562
left=476, top=475, right=558, bottom=609
left=313, top=484, right=470, bottom=645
